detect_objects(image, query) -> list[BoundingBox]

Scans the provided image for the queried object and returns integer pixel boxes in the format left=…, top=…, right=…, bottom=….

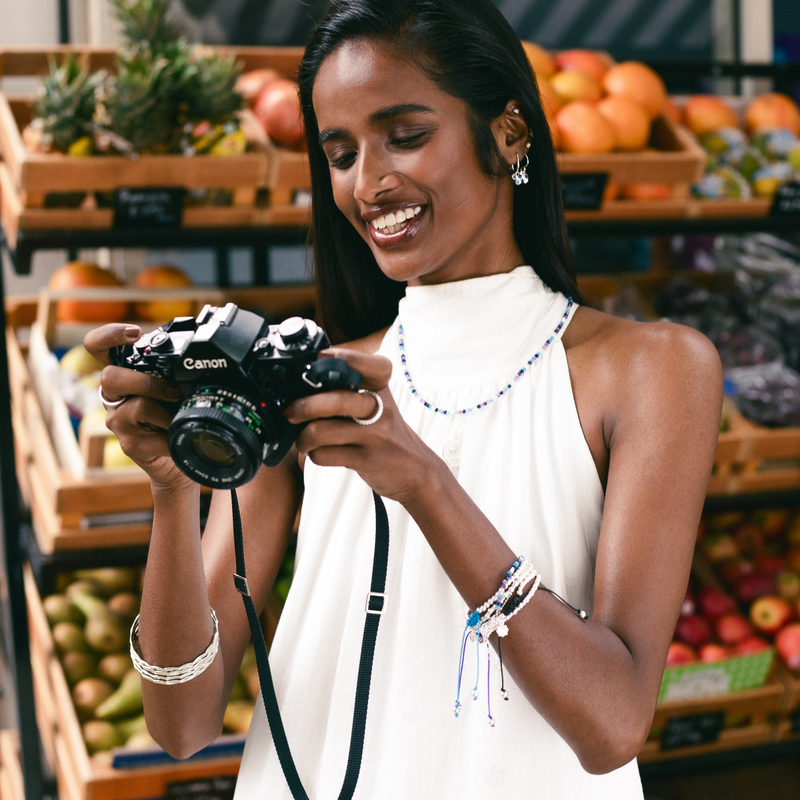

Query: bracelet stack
left=130, top=609, right=220, bottom=685
left=454, top=556, right=540, bottom=726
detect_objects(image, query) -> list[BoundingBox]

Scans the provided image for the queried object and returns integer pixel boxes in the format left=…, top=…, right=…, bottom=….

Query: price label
left=560, top=172, right=609, bottom=211
left=769, top=180, right=800, bottom=217
left=114, top=187, right=185, bottom=228
left=660, top=711, right=725, bottom=751
left=166, top=776, right=236, bottom=800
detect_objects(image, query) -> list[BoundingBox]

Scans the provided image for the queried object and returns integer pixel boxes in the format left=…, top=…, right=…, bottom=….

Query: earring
left=511, top=153, right=529, bottom=186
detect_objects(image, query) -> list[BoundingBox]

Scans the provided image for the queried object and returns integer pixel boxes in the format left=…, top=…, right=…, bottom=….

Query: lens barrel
left=167, top=389, right=268, bottom=488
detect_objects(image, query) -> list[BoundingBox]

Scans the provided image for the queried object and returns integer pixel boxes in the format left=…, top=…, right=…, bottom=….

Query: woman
left=85, top=1, right=723, bottom=797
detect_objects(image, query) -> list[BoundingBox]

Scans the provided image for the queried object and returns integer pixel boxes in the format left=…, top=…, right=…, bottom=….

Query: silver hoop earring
left=511, top=153, right=529, bottom=186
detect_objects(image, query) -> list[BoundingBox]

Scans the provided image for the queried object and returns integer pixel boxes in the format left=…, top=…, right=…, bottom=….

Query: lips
left=366, top=205, right=424, bottom=246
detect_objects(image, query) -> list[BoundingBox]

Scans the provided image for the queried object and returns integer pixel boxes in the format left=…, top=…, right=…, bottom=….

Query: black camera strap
left=231, top=487, right=389, bottom=800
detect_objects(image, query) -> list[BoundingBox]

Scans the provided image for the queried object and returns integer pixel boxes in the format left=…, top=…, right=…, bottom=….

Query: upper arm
left=591, top=322, right=723, bottom=695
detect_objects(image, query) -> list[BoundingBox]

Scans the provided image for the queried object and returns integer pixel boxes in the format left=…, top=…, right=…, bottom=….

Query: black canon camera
left=110, top=303, right=362, bottom=488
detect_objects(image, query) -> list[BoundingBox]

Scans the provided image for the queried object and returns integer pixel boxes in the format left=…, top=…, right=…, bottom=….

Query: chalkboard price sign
left=770, top=181, right=800, bottom=217
left=660, top=711, right=725, bottom=751
left=560, top=172, right=609, bottom=211
left=114, top=187, right=186, bottom=228
left=166, top=776, right=236, bottom=800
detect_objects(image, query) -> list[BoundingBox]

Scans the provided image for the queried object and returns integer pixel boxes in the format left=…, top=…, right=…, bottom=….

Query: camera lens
left=167, top=388, right=270, bottom=488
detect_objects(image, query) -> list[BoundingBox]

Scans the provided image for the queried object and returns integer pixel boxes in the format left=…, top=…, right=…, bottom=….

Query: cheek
left=329, top=172, right=361, bottom=226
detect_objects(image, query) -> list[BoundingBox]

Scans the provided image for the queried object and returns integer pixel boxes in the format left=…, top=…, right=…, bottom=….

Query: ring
left=98, top=385, right=128, bottom=410
left=352, top=389, right=383, bottom=426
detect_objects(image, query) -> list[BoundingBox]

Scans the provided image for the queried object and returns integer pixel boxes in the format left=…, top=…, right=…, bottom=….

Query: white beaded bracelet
left=130, top=609, right=219, bottom=685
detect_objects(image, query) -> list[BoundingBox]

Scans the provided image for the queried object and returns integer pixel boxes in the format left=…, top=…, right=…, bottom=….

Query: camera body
left=111, top=303, right=361, bottom=488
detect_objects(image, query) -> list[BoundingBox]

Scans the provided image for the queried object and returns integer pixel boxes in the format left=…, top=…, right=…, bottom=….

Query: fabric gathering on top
left=234, top=266, right=645, bottom=798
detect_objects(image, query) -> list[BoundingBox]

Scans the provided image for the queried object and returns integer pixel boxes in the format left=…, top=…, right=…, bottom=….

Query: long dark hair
left=299, top=0, right=579, bottom=344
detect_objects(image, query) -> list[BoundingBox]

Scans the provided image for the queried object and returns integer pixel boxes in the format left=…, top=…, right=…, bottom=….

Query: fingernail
left=124, top=326, right=141, bottom=338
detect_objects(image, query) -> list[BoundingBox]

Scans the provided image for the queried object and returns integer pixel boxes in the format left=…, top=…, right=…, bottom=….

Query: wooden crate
left=24, top=566, right=244, bottom=800
left=0, top=730, right=25, bottom=800
left=773, top=661, right=800, bottom=743
left=7, top=284, right=316, bottom=552
left=0, top=47, right=322, bottom=245
left=638, top=672, right=787, bottom=762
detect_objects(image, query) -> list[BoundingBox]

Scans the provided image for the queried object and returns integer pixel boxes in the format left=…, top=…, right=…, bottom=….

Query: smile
left=370, top=206, right=422, bottom=235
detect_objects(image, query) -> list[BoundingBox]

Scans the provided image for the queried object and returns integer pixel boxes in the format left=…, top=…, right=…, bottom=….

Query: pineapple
left=179, top=49, right=244, bottom=132
left=33, top=53, right=103, bottom=153
left=109, top=0, right=183, bottom=57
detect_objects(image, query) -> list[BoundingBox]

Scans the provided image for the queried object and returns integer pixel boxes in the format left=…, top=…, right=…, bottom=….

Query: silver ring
left=352, top=389, right=383, bottom=426
left=98, top=385, right=128, bottom=410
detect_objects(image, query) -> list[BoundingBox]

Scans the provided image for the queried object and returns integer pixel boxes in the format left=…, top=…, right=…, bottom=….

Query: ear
left=491, top=99, right=531, bottom=166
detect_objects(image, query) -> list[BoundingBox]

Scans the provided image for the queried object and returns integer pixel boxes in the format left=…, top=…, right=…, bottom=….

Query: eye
left=326, top=147, right=356, bottom=170
left=390, top=130, right=430, bottom=148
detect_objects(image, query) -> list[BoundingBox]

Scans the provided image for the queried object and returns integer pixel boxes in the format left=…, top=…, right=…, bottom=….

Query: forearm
left=137, top=483, right=228, bottom=757
left=403, top=463, right=658, bottom=772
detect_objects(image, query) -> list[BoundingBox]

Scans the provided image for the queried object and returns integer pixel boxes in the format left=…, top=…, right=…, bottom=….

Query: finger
left=100, top=365, right=182, bottom=405
left=84, top=324, right=143, bottom=366
left=285, top=388, right=383, bottom=424
left=319, top=349, right=392, bottom=390
left=294, top=417, right=379, bottom=455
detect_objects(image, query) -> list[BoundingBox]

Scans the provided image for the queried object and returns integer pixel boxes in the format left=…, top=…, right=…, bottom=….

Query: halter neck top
left=234, top=266, right=643, bottom=799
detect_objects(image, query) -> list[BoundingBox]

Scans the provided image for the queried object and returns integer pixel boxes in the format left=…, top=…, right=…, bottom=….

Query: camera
left=110, top=303, right=362, bottom=488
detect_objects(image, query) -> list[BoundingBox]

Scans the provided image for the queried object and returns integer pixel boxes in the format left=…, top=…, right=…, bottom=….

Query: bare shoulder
left=338, top=326, right=390, bottom=355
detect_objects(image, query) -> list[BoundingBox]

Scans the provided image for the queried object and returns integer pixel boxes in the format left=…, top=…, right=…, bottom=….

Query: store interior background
left=2, top=2, right=800, bottom=799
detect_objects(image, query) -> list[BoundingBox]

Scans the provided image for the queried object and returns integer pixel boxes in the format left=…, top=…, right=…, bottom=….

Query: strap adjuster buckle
left=233, top=573, right=251, bottom=597
left=365, top=592, right=386, bottom=615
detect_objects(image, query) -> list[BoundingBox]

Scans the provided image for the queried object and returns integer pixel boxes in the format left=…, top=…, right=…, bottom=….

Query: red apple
left=775, top=622, right=800, bottom=671
left=715, top=612, right=753, bottom=645
left=680, top=589, right=696, bottom=617
left=666, top=641, right=697, bottom=666
left=734, top=636, right=772, bottom=655
left=754, top=553, right=784, bottom=574
left=674, top=614, right=712, bottom=649
left=736, top=570, right=777, bottom=604
left=719, top=557, right=754, bottom=586
left=699, top=643, right=730, bottom=663
left=749, top=595, right=794, bottom=636
left=776, top=570, right=800, bottom=602
left=700, top=531, right=740, bottom=563
left=698, top=586, right=737, bottom=622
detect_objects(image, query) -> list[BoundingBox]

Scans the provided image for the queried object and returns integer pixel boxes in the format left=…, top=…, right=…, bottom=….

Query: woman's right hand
left=83, top=324, right=193, bottom=491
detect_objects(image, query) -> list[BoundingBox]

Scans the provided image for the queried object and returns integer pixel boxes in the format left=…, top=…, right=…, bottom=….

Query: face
left=312, top=41, right=524, bottom=286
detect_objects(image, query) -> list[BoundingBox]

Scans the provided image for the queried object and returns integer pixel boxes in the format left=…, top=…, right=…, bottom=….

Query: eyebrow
left=318, top=103, right=435, bottom=144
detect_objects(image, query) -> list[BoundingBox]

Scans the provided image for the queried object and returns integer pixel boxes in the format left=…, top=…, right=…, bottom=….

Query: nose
left=353, top=145, right=400, bottom=203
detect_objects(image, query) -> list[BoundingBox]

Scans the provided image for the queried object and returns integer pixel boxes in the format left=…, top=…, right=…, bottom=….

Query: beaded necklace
left=398, top=296, right=574, bottom=416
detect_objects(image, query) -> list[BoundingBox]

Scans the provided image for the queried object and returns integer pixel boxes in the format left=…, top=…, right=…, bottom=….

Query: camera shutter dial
left=278, top=316, right=313, bottom=346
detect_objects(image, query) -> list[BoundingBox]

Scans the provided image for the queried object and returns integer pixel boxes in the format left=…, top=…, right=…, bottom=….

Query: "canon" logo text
left=183, top=357, right=228, bottom=370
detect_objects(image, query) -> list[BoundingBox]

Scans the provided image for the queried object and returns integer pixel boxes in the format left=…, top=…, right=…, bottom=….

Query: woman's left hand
left=285, top=348, right=439, bottom=503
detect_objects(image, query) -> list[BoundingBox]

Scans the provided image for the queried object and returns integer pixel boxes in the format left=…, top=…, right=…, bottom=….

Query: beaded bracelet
left=130, top=609, right=219, bottom=685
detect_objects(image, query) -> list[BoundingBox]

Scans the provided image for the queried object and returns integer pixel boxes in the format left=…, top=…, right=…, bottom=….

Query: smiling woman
left=82, top=2, right=723, bottom=799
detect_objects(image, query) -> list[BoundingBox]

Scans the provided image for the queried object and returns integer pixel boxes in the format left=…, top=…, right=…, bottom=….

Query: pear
left=72, top=677, right=114, bottom=721
left=61, top=650, right=98, bottom=686
left=113, top=713, right=149, bottom=742
left=73, top=568, right=140, bottom=596
left=223, top=700, right=254, bottom=734
left=82, top=720, right=122, bottom=754
left=65, top=578, right=105, bottom=599
left=98, top=652, right=133, bottom=685
left=70, top=591, right=129, bottom=653
left=60, top=344, right=103, bottom=377
left=124, top=730, right=158, bottom=750
left=95, top=668, right=143, bottom=720
left=106, top=591, right=141, bottom=624
left=43, top=594, right=84, bottom=627
left=52, top=621, right=90, bottom=655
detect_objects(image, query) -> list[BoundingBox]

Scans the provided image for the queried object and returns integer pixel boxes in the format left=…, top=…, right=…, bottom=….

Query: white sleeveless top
left=234, top=266, right=644, bottom=798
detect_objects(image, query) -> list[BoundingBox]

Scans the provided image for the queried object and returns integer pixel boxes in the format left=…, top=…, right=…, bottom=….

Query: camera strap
left=231, top=487, right=389, bottom=800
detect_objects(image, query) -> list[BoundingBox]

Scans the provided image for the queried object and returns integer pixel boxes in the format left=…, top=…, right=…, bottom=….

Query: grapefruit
left=48, top=262, right=128, bottom=323
left=549, top=70, right=603, bottom=104
left=521, top=41, right=556, bottom=80
left=134, top=265, right=194, bottom=322
left=555, top=102, right=615, bottom=153
left=597, top=95, right=651, bottom=151
left=744, top=92, right=800, bottom=136
left=684, top=95, right=739, bottom=137
left=538, top=77, right=564, bottom=116
left=554, top=49, right=612, bottom=82
left=602, top=61, right=667, bottom=120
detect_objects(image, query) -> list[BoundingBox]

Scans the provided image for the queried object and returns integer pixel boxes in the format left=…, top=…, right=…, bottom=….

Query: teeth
left=371, top=206, right=422, bottom=233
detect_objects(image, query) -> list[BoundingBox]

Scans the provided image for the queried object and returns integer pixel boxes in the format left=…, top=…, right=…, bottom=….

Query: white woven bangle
left=130, top=609, right=219, bottom=685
